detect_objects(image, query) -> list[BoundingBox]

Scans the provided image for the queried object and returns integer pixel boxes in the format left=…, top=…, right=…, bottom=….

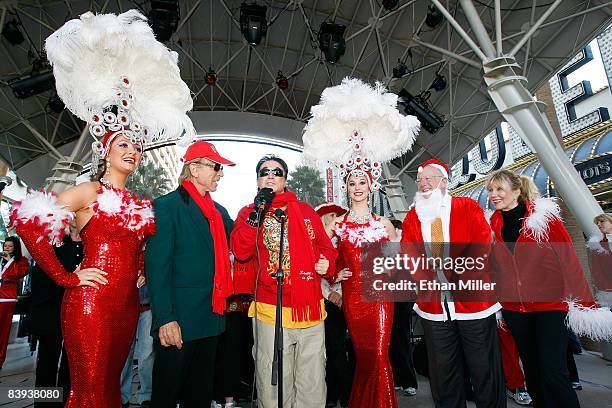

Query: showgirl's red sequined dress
left=11, top=183, right=155, bottom=408
left=335, top=214, right=397, bottom=408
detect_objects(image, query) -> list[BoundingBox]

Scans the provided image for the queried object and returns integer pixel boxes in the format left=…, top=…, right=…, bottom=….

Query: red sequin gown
left=335, top=215, right=397, bottom=408
left=11, top=184, right=155, bottom=408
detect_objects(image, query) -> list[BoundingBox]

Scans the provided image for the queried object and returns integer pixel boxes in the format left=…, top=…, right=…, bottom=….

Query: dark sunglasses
left=258, top=167, right=285, bottom=178
left=198, top=161, right=223, bottom=172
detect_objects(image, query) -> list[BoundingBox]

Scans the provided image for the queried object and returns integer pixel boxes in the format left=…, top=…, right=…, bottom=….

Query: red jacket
left=489, top=198, right=596, bottom=313
left=230, top=201, right=337, bottom=309
left=0, top=257, right=29, bottom=300
left=401, top=196, right=500, bottom=321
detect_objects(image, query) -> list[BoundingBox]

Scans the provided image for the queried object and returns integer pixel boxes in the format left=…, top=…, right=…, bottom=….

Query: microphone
left=274, top=208, right=286, bottom=219
left=255, top=188, right=274, bottom=212
left=0, top=176, right=12, bottom=194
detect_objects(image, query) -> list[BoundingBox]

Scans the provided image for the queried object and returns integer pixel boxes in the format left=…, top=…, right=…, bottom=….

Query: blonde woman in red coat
left=0, top=236, right=29, bottom=369
left=486, top=169, right=612, bottom=408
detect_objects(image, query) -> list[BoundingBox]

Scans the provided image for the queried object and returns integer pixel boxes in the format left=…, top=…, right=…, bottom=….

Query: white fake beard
left=414, top=188, right=444, bottom=223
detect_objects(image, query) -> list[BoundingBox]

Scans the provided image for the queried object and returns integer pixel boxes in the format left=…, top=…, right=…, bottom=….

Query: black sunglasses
left=198, top=161, right=223, bottom=172
left=258, top=167, right=285, bottom=178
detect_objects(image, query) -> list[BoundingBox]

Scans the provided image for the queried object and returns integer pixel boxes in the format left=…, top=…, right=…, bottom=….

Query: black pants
left=324, top=300, right=352, bottom=406
left=151, top=336, right=218, bottom=408
left=214, top=312, right=245, bottom=401
left=503, top=310, right=580, bottom=408
left=422, top=315, right=505, bottom=408
left=34, top=334, right=70, bottom=408
left=390, top=302, right=418, bottom=389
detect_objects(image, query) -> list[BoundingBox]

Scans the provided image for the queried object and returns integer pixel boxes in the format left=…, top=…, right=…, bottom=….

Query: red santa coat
left=489, top=198, right=596, bottom=313
left=401, top=196, right=501, bottom=321
left=0, top=257, right=29, bottom=300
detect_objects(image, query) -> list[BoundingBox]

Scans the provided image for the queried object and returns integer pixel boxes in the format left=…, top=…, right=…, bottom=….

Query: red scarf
left=270, top=191, right=321, bottom=321
left=181, top=180, right=233, bottom=315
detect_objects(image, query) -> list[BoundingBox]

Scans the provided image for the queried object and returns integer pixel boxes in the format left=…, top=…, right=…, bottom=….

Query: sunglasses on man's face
left=258, top=167, right=285, bottom=178
left=198, top=161, right=223, bottom=172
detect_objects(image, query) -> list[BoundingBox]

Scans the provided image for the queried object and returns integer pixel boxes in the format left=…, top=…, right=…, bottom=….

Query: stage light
left=148, top=0, right=180, bottom=42
left=206, top=68, right=217, bottom=86
left=392, top=60, right=408, bottom=79
left=8, top=62, right=55, bottom=99
left=425, top=5, right=444, bottom=29
left=2, top=20, right=24, bottom=45
left=318, top=22, right=346, bottom=64
left=276, top=72, right=288, bottom=90
left=240, top=3, right=268, bottom=46
left=382, top=0, right=398, bottom=10
left=398, top=89, right=445, bottom=134
left=47, top=93, right=65, bottom=113
left=430, top=73, right=447, bottom=91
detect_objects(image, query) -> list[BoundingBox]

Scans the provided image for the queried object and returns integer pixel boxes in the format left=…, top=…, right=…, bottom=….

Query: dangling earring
left=105, top=159, right=111, bottom=177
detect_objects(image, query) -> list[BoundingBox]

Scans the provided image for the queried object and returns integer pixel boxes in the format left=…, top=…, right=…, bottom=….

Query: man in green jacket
left=145, top=141, right=235, bottom=408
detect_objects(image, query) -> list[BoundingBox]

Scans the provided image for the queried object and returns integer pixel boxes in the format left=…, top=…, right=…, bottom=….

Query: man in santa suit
left=401, top=159, right=505, bottom=408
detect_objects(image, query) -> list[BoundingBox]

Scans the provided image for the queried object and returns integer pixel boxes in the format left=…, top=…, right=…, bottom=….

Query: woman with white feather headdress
left=10, top=10, right=193, bottom=407
left=303, top=77, right=420, bottom=408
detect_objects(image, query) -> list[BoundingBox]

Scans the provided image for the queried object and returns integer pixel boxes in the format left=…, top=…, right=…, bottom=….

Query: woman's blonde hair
left=485, top=169, right=540, bottom=203
left=593, top=213, right=612, bottom=224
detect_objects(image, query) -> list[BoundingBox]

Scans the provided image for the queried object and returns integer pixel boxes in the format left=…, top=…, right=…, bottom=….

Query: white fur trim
left=566, top=300, right=612, bottom=341
left=336, top=219, right=388, bottom=248
left=586, top=234, right=608, bottom=254
left=302, top=77, right=419, bottom=166
left=596, top=291, right=612, bottom=308
left=96, top=188, right=125, bottom=214
left=522, top=197, right=560, bottom=243
left=11, top=191, right=73, bottom=245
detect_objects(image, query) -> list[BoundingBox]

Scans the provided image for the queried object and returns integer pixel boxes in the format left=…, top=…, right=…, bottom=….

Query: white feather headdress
left=302, top=77, right=420, bottom=189
left=45, top=10, right=195, bottom=157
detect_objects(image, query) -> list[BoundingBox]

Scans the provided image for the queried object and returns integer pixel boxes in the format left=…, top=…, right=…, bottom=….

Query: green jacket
left=145, top=187, right=234, bottom=342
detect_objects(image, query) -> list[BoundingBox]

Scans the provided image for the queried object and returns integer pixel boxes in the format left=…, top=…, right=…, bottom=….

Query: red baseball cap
left=183, top=141, right=235, bottom=165
left=314, top=202, right=347, bottom=217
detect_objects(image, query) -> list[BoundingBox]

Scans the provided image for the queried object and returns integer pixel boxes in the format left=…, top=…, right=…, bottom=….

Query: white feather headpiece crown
left=45, top=10, right=195, bottom=172
left=302, top=77, right=420, bottom=190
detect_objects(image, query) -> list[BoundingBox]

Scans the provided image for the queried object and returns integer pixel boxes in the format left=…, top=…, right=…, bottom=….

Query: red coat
left=230, top=201, right=337, bottom=309
left=489, top=198, right=595, bottom=313
left=401, top=196, right=501, bottom=321
left=0, top=257, right=29, bottom=300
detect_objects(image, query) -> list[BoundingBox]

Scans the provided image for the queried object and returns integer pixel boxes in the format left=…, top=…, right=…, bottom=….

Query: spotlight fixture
left=276, top=71, right=288, bottom=90
left=1, top=19, right=24, bottom=45
left=425, top=4, right=444, bottom=29
left=382, top=0, right=398, bottom=10
left=148, top=0, right=180, bottom=42
left=429, top=73, right=447, bottom=91
left=318, top=22, right=346, bottom=64
left=206, top=68, right=217, bottom=86
left=397, top=89, right=445, bottom=134
left=240, top=3, right=268, bottom=46
left=47, top=92, right=65, bottom=113
left=8, top=60, right=55, bottom=99
left=392, top=60, right=408, bottom=79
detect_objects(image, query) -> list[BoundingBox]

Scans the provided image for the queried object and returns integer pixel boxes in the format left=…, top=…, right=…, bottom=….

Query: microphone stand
left=270, top=208, right=287, bottom=407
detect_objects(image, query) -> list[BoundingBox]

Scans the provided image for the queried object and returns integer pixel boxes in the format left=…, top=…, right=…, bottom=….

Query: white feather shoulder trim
left=523, top=197, right=560, bottom=243
left=10, top=191, right=74, bottom=245
left=566, top=300, right=612, bottom=341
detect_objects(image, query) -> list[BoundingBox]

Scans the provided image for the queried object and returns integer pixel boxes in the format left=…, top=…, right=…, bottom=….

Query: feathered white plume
left=302, top=77, right=420, bottom=166
left=566, top=300, right=612, bottom=341
left=45, top=10, right=194, bottom=142
left=523, top=197, right=560, bottom=243
left=10, top=191, right=74, bottom=245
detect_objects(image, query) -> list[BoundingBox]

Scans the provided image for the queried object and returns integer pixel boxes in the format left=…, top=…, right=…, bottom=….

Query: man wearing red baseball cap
left=401, top=159, right=504, bottom=407
left=145, top=140, right=235, bottom=407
